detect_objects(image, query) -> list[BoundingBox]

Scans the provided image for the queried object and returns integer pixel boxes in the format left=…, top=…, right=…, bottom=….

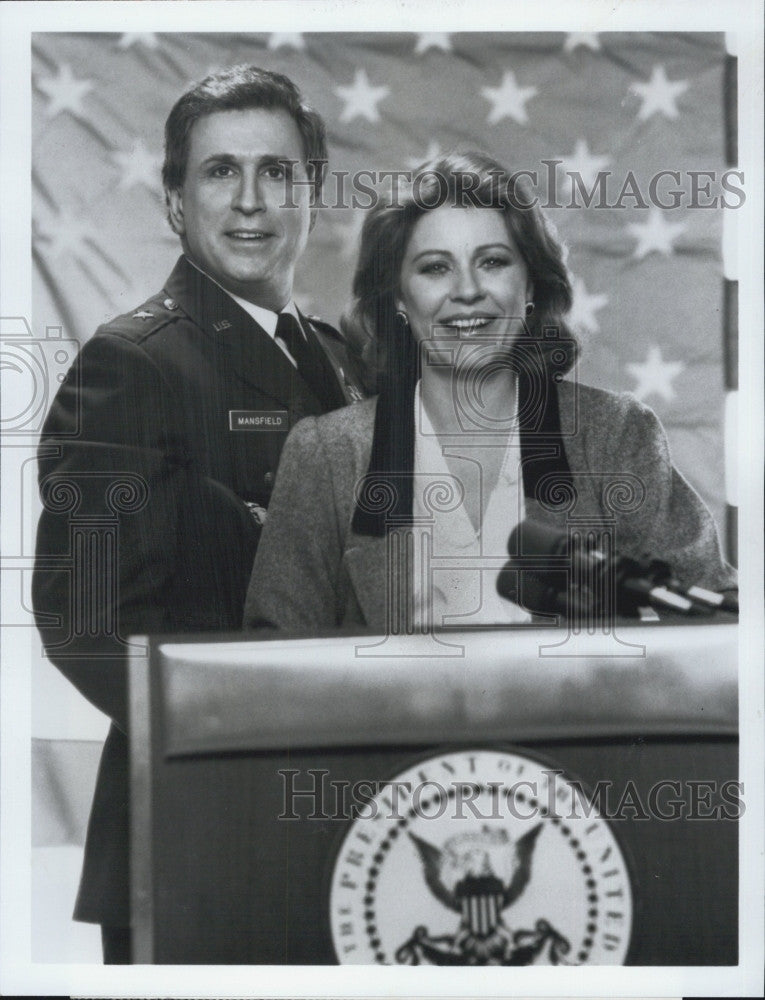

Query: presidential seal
left=328, top=748, right=633, bottom=965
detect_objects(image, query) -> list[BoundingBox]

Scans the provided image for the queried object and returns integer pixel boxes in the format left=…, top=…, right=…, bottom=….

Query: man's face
left=167, top=107, right=314, bottom=311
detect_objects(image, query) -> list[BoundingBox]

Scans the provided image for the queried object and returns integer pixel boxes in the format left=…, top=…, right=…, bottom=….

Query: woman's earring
left=524, top=301, right=535, bottom=317
left=395, top=309, right=409, bottom=325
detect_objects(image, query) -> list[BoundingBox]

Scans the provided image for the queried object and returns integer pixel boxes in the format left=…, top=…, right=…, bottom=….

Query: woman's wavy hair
left=342, top=150, right=577, bottom=387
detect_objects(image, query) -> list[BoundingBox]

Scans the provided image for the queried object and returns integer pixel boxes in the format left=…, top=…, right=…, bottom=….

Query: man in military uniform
left=32, top=65, right=365, bottom=962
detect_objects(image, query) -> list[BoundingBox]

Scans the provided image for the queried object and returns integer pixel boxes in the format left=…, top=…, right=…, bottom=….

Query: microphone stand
left=498, top=525, right=738, bottom=620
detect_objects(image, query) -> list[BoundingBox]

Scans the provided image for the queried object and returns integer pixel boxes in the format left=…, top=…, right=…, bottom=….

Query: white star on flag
left=414, top=33, right=452, bottom=54
left=38, top=210, right=97, bottom=261
left=627, top=207, right=686, bottom=259
left=111, top=141, right=163, bottom=192
left=568, top=277, right=609, bottom=335
left=335, top=69, right=390, bottom=123
left=629, top=64, right=689, bottom=120
left=626, top=346, right=684, bottom=402
left=267, top=33, right=306, bottom=51
left=563, top=33, right=601, bottom=52
left=117, top=280, right=155, bottom=309
left=37, top=64, right=93, bottom=118
left=560, top=139, right=610, bottom=188
left=481, top=71, right=538, bottom=125
left=406, top=141, right=442, bottom=170
left=117, top=34, right=159, bottom=49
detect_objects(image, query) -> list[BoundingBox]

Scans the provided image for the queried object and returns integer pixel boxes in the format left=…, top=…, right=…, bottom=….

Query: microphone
left=683, top=584, right=738, bottom=614
left=638, top=555, right=739, bottom=614
left=497, top=520, right=735, bottom=618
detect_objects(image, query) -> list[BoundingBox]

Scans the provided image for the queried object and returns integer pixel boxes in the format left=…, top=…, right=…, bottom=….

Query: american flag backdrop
left=32, top=30, right=737, bottom=543
left=28, top=29, right=739, bottom=962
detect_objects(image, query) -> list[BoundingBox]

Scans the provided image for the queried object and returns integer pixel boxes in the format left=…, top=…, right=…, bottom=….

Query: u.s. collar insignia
left=345, top=381, right=364, bottom=403
left=338, top=366, right=364, bottom=403
left=328, top=747, right=633, bottom=966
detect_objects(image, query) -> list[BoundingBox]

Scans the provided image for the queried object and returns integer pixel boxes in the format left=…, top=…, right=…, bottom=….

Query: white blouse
left=411, top=382, right=531, bottom=628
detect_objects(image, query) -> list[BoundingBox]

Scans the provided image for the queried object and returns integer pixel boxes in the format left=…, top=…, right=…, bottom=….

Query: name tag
left=229, top=410, right=289, bottom=431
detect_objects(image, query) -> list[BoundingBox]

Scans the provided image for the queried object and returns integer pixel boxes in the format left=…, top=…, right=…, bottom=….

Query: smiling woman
left=243, top=151, right=736, bottom=633
left=397, top=206, right=532, bottom=370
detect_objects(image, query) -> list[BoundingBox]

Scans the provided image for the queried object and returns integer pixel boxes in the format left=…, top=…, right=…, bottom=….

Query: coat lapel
left=295, top=310, right=348, bottom=409
left=350, top=365, right=576, bottom=536
left=343, top=369, right=584, bottom=623
left=342, top=534, right=390, bottom=630
left=302, top=311, right=365, bottom=406
left=164, top=257, right=330, bottom=409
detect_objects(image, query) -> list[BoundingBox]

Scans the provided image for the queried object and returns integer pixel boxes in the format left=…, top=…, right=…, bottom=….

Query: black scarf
left=351, top=342, right=574, bottom=536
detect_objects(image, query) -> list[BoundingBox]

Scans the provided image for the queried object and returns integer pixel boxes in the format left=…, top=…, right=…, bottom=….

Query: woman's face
left=397, top=205, right=532, bottom=358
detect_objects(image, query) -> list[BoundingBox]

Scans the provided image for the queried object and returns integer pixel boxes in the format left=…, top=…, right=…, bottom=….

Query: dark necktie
left=275, top=311, right=310, bottom=370
left=275, top=311, right=336, bottom=405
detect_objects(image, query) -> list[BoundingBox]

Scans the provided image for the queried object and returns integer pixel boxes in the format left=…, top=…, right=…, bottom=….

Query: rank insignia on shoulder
left=132, top=310, right=154, bottom=320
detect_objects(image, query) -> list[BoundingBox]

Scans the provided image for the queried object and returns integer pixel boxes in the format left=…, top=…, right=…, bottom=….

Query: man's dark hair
left=162, top=64, right=327, bottom=197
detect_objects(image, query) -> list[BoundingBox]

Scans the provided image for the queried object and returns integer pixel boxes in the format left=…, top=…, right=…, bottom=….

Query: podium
left=129, top=622, right=738, bottom=966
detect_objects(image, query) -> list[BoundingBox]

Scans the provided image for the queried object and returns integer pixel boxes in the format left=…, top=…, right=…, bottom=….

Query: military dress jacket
left=32, top=255, right=365, bottom=925
left=244, top=382, right=737, bottom=633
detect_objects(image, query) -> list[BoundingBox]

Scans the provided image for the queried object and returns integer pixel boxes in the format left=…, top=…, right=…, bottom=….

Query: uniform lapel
left=300, top=310, right=365, bottom=406
left=164, top=257, right=315, bottom=409
left=294, top=310, right=346, bottom=409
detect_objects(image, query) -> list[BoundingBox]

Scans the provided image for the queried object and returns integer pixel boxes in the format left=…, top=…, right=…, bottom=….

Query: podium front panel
left=130, top=624, right=738, bottom=966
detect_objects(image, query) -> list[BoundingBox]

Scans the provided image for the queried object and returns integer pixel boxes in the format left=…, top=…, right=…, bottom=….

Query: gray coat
left=244, top=381, right=735, bottom=632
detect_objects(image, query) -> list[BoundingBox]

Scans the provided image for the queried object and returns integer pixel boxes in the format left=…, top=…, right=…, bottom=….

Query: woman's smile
left=397, top=204, right=532, bottom=355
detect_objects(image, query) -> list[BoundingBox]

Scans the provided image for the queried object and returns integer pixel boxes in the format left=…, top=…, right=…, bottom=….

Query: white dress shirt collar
left=227, top=291, right=302, bottom=338
left=184, top=256, right=303, bottom=338
left=412, top=380, right=529, bottom=627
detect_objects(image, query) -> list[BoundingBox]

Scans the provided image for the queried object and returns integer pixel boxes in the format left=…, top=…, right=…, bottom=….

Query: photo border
left=1, top=1, right=762, bottom=997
